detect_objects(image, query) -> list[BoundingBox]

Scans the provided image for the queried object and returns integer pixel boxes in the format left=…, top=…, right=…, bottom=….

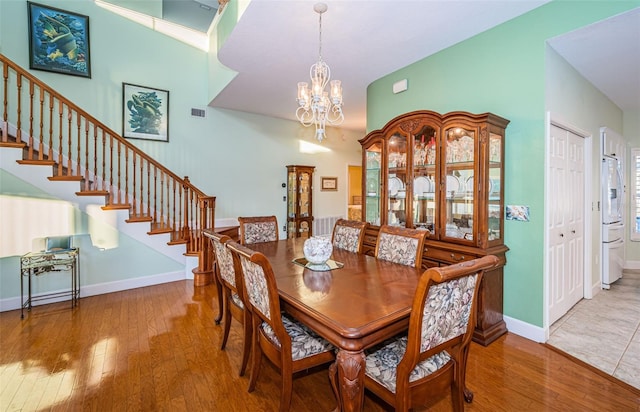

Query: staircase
left=1, top=53, right=216, bottom=286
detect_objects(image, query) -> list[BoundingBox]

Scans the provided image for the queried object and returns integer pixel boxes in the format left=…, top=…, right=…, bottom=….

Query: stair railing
left=1, top=53, right=215, bottom=285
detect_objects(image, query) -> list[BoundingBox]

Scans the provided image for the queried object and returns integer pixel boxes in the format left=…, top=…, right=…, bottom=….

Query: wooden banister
left=1, top=53, right=215, bottom=285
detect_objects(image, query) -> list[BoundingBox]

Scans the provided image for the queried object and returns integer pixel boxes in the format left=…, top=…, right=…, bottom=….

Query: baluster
left=140, top=158, right=145, bottom=216
left=57, top=101, right=63, bottom=176
left=132, top=153, right=138, bottom=216
left=146, top=161, right=151, bottom=218
left=38, top=86, right=44, bottom=160
left=159, top=170, right=165, bottom=229
left=109, top=133, right=114, bottom=204
left=16, top=73, right=22, bottom=142
left=76, top=113, right=81, bottom=176
left=172, top=179, right=177, bottom=238
left=2, top=61, right=7, bottom=141
left=67, top=109, right=72, bottom=173
left=92, top=127, right=97, bottom=191
left=28, top=80, right=34, bottom=158
left=84, top=122, right=89, bottom=190
left=152, top=166, right=158, bottom=224
left=101, top=129, right=106, bottom=191
left=48, top=94, right=53, bottom=160
left=116, top=139, right=122, bottom=204
left=124, top=148, right=129, bottom=207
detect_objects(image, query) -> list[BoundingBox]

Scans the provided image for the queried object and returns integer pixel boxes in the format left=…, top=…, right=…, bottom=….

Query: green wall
left=366, top=1, right=639, bottom=327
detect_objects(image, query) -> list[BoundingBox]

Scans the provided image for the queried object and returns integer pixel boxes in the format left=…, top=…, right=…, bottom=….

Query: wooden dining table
left=249, top=238, right=424, bottom=412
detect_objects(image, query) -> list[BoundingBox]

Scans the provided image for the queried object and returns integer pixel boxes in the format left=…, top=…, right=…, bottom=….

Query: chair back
left=331, top=219, right=369, bottom=253
left=206, top=232, right=237, bottom=288
left=226, top=241, right=289, bottom=344
left=406, top=255, right=499, bottom=363
left=375, top=225, right=427, bottom=268
left=238, top=215, right=279, bottom=245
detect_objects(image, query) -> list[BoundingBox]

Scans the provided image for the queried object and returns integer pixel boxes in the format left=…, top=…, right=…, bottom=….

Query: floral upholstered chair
left=205, top=232, right=251, bottom=376
left=331, top=219, right=369, bottom=253
left=238, top=215, right=278, bottom=245
left=364, top=255, right=499, bottom=412
left=226, top=241, right=336, bottom=412
left=375, top=225, right=427, bottom=268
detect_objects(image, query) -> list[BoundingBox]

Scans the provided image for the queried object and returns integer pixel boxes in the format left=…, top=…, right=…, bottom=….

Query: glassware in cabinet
left=286, top=165, right=315, bottom=239
left=364, top=141, right=383, bottom=225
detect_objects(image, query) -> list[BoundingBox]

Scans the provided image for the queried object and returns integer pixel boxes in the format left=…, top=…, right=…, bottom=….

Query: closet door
left=548, top=124, right=585, bottom=325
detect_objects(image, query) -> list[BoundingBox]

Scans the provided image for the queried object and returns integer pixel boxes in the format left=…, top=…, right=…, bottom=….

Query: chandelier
left=296, top=2, right=343, bottom=143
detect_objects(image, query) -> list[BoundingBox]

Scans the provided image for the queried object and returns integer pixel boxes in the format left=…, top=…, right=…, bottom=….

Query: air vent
left=191, top=108, right=205, bottom=118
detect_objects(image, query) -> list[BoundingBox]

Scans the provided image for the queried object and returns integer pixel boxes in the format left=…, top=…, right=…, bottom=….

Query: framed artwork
left=27, top=2, right=91, bottom=78
left=321, top=177, right=338, bottom=191
left=122, top=83, right=169, bottom=142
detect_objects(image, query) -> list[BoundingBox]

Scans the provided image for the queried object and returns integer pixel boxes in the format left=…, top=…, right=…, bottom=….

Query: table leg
left=331, top=349, right=366, bottom=412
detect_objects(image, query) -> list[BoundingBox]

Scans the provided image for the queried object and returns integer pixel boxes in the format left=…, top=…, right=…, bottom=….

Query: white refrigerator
left=602, top=155, right=624, bottom=288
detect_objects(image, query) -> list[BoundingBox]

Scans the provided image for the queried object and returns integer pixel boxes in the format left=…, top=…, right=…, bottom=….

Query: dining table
left=249, top=237, right=424, bottom=412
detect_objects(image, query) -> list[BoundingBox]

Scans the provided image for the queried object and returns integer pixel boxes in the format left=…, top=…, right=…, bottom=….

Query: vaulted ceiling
left=163, top=2, right=639, bottom=132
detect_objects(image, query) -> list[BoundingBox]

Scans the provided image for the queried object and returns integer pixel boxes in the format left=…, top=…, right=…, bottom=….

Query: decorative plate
left=388, top=176, right=403, bottom=196
left=413, top=176, right=432, bottom=196
left=446, top=175, right=460, bottom=195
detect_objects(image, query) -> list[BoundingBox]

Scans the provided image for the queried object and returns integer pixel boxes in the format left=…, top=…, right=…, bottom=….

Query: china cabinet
left=359, top=110, right=509, bottom=345
left=286, top=165, right=315, bottom=239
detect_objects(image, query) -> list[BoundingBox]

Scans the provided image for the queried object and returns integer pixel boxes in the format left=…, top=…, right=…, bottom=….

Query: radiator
left=313, top=216, right=342, bottom=237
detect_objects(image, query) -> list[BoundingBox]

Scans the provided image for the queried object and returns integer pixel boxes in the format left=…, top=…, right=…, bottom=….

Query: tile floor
left=547, top=270, right=640, bottom=389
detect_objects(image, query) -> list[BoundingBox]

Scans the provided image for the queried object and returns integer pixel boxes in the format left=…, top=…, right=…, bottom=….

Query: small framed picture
left=27, top=2, right=91, bottom=78
left=122, top=83, right=169, bottom=142
left=321, top=177, right=338, bottom=191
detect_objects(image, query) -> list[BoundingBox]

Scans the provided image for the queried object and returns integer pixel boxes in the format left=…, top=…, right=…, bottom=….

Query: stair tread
left=49, top=175, right=83, bottom=181
left=17, top=159, right=56, bottom=166
left=76, top=190, right=110, bottom=196
left=126, top=216, right=154, bottom=223
left=102, top=204, right=131, bottom=210
left=0, top=142, right=26, bottom=148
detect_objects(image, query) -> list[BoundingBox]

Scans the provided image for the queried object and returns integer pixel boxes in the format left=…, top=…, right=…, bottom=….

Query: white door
left=548, top=124, right=585, bottom=325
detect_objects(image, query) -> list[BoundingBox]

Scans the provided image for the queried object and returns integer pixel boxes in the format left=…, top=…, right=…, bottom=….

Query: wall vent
left=191, top=108, right=205, bottom=117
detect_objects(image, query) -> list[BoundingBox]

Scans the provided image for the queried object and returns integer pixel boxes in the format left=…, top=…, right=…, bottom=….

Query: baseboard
left=624, top=260, right=640, bottom=270
left=504, top=315, right=546, bottom=343
left=0, top=270, right=186, bottom=312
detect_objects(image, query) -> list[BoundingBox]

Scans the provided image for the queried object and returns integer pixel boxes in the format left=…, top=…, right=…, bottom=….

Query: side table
left=20, top=248, right=80, bottom=318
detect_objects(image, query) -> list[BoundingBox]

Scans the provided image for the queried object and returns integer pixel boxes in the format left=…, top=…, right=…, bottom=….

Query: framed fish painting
left=122, top=83, right=170, bottom=142
left=27, top=2, right=91, bottom=78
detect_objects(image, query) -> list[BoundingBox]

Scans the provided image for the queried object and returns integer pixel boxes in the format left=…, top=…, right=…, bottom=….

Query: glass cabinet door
left=443, top=127, right=475, bottom=241
left=364, top=142, right=382, bottom=225
left=488, top=132, right=503, bottom=242
left=287, top=170, right=297, bottom=218
left=412, top=125, right=437, bottom=233
left=299, top=171, right=311, bottom=218
left=388, top=132, right=408, bottom=227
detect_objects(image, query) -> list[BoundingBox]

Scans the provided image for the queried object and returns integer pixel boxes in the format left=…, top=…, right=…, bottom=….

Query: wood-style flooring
left=1, top=280, right=639, bottom=411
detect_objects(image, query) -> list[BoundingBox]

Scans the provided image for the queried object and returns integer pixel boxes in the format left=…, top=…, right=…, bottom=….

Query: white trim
left=504, top=315, right=546, bottom=343
left=0, top=270, right=186, bottom=312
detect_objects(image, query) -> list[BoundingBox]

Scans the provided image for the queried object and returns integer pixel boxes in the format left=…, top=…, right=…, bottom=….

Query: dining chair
left=238, top=215, right=279, bottom=245
left=362, top=255, right=499, bottom=412
left=226, top=241, right=336, bottom=412
left=331, top=219, right=369, bottom=253
left=207, top=232, right=251, bottom=376
left=374, top=225, right=428, bottom=268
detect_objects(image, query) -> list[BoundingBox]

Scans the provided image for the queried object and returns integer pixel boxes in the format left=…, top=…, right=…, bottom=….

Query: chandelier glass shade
left=296, top=3, right=343, bottom=142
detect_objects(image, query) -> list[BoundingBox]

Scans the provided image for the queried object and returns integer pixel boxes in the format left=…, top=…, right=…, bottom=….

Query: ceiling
left=164, top=1, right=640, bottom=133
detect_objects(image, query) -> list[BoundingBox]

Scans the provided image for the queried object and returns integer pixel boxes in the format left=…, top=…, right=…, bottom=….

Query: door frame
left=544, top=112, right=593, bottom=339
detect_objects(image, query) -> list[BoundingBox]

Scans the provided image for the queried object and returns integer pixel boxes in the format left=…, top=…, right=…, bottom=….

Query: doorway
left=545, top=116, right=591, bottom=331
left=347, top=165, right=362, bottom=221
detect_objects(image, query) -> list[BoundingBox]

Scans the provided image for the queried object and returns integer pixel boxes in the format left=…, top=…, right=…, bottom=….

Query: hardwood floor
left=1, top=280, right=638, bottom=411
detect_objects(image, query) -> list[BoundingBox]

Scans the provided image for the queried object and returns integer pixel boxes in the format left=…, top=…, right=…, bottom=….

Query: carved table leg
left=332, top=349, right=366, bottom=412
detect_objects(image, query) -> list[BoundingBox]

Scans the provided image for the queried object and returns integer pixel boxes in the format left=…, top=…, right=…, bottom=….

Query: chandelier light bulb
left=295, top=2, right=344, bottom=143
